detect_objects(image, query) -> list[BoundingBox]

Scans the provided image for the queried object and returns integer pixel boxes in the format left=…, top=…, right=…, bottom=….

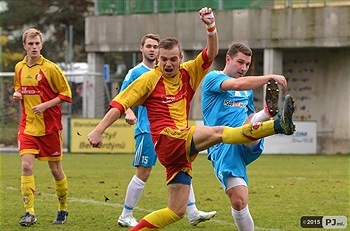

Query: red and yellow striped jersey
left=14, top=55, right=72, bottom=136
left=110, top=49, right=212, bottom=137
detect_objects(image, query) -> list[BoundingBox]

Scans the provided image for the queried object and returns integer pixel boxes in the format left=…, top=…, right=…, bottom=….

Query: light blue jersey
left=120, top=63, right=151, bottom=137
left=120, top=63, right=157, bottom=167
left=201, top=70, right=264, bottom=189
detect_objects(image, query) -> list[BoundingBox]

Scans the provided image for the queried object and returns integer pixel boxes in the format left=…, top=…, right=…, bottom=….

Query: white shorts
left=226, top=177, right=247, bottom=191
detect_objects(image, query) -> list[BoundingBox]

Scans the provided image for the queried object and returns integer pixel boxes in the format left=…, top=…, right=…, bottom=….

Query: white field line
left=5, top=186, right=284, bottom=231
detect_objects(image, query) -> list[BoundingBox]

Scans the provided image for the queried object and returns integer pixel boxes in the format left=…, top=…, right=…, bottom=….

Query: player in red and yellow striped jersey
left=88, top=7, right=295, bottom=230
left=13, top=28, right=72, bottom=227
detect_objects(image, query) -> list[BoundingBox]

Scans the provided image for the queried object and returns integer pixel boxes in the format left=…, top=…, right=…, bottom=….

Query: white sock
left=251, top=109, right=270, bottom=123
left=186, top=184, right=198, bottom=217
left=120, top=175, right=145, bottom=218
left=231, top=205, right=254, bottom=231
left=244, top=110, right=270, bottom=148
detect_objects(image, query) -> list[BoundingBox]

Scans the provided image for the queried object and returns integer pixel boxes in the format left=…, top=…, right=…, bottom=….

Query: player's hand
left=198, top=7, right=215, bottom=25
left=125, top=113, right=137, bottom=125
left=270, top=75, right=287, bottom=91
left=125, top=116, right=137, bottom=125
left=124, top=108, right=137, bottom=125
left=31, top=102, right=49, bottom=115
left=88, top=130, right=103, bottom=148
left=13, top=91, right=23, bottom=102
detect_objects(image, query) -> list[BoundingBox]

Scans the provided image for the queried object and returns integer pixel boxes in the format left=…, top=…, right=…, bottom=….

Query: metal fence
left=96, top=0, right=350, bottom=15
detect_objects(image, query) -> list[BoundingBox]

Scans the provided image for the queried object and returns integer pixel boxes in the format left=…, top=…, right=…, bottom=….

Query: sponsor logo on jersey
left=223, top=99, right=247, bottom=108
left=21, top=86, right=40, bottom=95
left=161, top=91, right=187, bottom=104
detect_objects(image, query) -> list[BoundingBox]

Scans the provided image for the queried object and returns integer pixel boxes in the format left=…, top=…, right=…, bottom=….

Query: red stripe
left=243, top=134, right=259, bottom=141
left=145, top=77, right=177, bottom=134
left=108, top=101, right=125, bottom=116
left=59, top=94, right=72, bottom=103
left=129, top=219, right=159, bottom=230
left=37, top=69, right=63, bottom=133
left=179, top=69, right=195, bottom=122
left=206, top=25, right=216, bottom=32
left=201, top=48, right=213, bottom=70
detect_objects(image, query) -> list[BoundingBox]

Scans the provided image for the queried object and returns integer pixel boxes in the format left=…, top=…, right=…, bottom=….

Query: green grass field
left=1, top=153, right=349, bottom=231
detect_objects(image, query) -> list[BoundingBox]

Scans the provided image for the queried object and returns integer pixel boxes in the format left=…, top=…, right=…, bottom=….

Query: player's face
left=23, top=35, right=42, bottom=60
left=141, top=38, right=159, bottom=63
left=226, top=52, right=251, bottom=78
left=157, top=46, right=183, bottom=78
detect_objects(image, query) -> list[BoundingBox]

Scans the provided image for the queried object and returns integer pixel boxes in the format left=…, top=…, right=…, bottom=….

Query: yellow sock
left=144, top=207, right=181, bottom=228
left=21, top=175, right=35, bottom=214
left=54, top=175, right=68, bottom=211
left=222, top=120, right=276, bottom=144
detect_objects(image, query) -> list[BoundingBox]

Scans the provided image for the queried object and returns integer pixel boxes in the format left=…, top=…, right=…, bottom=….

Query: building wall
left=85, top=6, right=350, bottom=153
left=86, top=6, right=350, bottom=51
left=189, top=48, right=349, bottom=154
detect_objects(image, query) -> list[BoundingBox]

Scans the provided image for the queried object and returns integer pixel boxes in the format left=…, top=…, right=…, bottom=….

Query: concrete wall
left=86, top=6, right=350, bottom=51
left=85, top=6, right=350, bottom=154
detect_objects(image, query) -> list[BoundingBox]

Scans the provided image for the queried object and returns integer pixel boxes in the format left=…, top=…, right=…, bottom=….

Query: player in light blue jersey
left=118, top=34, right=216, bottom=227
left=202, top=42, right=289, bottom=231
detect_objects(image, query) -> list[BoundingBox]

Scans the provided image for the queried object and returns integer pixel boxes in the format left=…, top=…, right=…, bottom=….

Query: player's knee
left=231, top=198, right=248, bottom=211
left=22, top=162, right=33, bottom=174
left=136, top=167, right=152, bottom=181
left=228, top=191, right=248, bottom=211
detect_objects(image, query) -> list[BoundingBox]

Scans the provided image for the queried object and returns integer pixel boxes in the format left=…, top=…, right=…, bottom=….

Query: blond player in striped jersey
left=13, top=28, right=72, bottom=227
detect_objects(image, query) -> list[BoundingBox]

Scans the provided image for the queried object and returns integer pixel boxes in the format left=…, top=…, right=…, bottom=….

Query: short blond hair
left=22, top=28, right=43, bottom=44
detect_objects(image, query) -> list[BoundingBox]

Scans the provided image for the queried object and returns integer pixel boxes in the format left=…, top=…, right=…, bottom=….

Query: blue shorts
left=208, top=140, right=264, bottom=191
left=132, top=133, right=157, bottom=167
left=168, top=171, right=192, bottom=185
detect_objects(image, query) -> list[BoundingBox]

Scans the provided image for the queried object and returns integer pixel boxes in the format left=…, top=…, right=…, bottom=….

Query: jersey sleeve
left=120, top=69, right=136, bottom=92
left=13, top=62, right=22, bottom=92
left=109, top=71, right=157, bottom=115
left=181, top=48, right=213, bottom=91
left=202, top=71, right=230, bottom=94
left=49, top=63, right=72, bottom=103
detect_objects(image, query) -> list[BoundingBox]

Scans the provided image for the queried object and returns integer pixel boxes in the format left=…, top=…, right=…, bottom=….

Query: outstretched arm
left=221, top=74, right=287, bottom=91
left=198, top=7, right=218, bottom=62
left=87, top=107, right=121, bottom=148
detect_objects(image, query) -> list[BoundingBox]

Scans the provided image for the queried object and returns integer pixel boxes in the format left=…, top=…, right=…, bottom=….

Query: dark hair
left=141, top=34, right=160, bottom=46
left=226, top=43, right=252, bottom=58
left=158, top=37, right=181, bottom=52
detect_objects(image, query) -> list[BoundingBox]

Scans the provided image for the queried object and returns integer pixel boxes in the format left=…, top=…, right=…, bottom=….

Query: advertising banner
left=263, top=121, right=317, bottom=154
left=69, top=118, right=135, bottom=153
